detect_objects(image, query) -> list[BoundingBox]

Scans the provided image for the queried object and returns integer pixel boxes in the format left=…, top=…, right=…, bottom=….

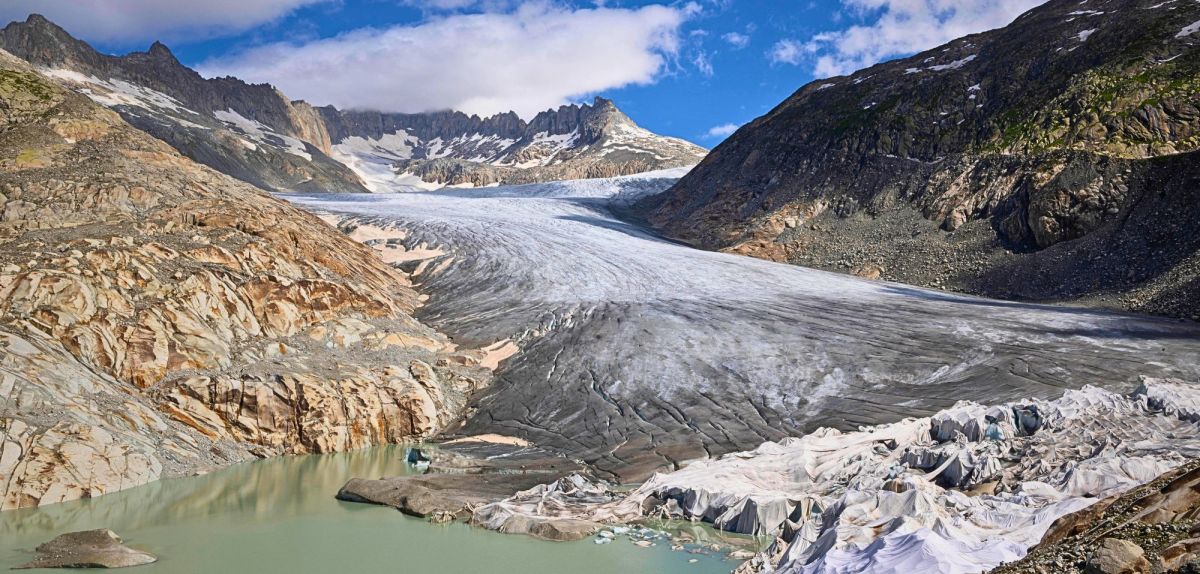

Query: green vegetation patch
left=986, top=52, right=1200, bottom=156
left=0, top=70, right=64, bottom=116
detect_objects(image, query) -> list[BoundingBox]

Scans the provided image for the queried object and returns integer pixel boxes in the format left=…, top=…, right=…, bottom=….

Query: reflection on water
left=0, top=447, right=737, bottom=574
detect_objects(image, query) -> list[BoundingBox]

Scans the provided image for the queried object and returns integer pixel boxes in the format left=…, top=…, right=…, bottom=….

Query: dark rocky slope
left=0, top=15, right=367, bottom=194
left=645, top=0, right=1200, bottom=318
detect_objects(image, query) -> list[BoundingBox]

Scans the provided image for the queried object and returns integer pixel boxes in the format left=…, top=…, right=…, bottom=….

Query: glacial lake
left=0, top=446, right=745, bottom=573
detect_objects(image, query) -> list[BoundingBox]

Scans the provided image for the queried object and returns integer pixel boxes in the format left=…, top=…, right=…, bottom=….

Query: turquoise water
left=0, top=447, right=745, bottom=573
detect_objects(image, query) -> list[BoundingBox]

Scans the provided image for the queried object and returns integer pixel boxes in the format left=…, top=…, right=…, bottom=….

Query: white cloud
left=768, top=39, right=807, bottom=65
left=396, top=0, right=520, bottom=12
left=199, top=2, right=691, bottom=119
left=704, top=122, right=740, bottom=139
left=781, top=0, right=1047, bottom=77
left=0, top=0, right=325, bottom=43
left=693, top=50, right=714, bottom=77
left=722, top=31, right=750, bottom=49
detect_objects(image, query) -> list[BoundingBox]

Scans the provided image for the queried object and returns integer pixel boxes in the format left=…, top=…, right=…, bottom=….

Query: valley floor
left=287, top=171, right=1200, bottom=481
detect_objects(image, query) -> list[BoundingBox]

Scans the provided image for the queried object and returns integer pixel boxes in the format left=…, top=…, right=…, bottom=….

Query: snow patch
left=1178, top=19, right=1200, bottom=37
left=40, top=68, right=201, bottom=120
left=334, top=131, right=419, bottom=162
left=928, top=54, right=977, bottom=71
left=214, top=109, right=312, bottom=161
left=906, top=55, right=976, bottom=75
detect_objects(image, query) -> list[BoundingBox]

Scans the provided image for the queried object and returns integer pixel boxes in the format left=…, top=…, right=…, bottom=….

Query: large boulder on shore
left=1083, top=538, right=1150, bottom=574
left=14, top=529, right=156, bottom=569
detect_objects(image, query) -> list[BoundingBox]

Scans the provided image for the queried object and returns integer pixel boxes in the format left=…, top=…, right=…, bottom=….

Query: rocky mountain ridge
left=645, top=0, right=1200, bottom=318
left=323, top=96, right=706, bottom=190
left=0, top=15, right=705, bottom=193
left=0, top=49, right=492, bottom=510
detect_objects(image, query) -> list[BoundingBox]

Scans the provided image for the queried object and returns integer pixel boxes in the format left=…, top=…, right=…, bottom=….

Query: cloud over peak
left=200, top=2, right=693, bottom=119
left=0, top=0, right=326, bottom=43
left=776, top=0, right=1046, bottom=77
left=704, top=122, right=740, bottom=139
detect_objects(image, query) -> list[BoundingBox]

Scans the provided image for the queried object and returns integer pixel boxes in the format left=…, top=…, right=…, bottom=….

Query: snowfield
left=286, top=172, right=1200, bottom=484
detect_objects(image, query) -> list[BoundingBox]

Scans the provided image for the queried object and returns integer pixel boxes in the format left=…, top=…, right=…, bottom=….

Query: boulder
left=1083, top=538, right=1150, bottom=574
left=1161, top=538, right=1200, bottom=571
left=336, top=477, right=467, bottom=518
left=492, top=515, right=600, bottom=542
left=14, top=529, right=156, bottom=569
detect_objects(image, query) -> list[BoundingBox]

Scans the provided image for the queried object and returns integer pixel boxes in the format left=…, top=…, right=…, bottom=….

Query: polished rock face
left=287, top=171, right=1200, bottom=483
left=0, top=52, right=488, bottom=510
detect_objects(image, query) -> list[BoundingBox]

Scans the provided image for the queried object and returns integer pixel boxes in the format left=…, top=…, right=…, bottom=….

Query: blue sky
left=0, top=1, right=1043, bottom=146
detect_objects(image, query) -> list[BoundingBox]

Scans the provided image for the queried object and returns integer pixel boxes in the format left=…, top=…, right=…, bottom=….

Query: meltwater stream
left=0, top=446, right=738, bottom=573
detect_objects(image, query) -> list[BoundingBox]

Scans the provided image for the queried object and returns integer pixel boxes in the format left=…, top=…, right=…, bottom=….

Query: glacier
left=286, top=171, right=1200, bottom=484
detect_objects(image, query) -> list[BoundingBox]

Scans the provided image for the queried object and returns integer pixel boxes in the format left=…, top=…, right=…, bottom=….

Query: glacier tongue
left=286, top=172, right=1200, bottom=483
left=462, top=380, right=1200, bottom=574
left=282, top=169, right=1200, bottom=573
left=608, top=380, right=1200, bottom=574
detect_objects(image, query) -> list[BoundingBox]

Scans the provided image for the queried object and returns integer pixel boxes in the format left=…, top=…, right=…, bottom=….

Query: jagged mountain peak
left=321, top=93, right=706, bottom=190
left=18, top=13, right=69, bottom=35
left=591, top=95, right=616, bottom=109
left=2, top=13, right=101, bottom=69
left=145, top=40, right=177, bottom=61
left=21, top=13, right=54, bottom=28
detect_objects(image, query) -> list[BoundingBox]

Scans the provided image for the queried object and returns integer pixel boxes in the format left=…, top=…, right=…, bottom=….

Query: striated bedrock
left=646, top=0, right=1200, bottom=318
left=0, top=53, right=489, bottom=510
left=464, top=379, right=1200, bottom=573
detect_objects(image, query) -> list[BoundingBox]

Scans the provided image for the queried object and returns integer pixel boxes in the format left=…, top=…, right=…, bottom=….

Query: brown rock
left=1084, top=538, right=1150, bottom=574
left=1034, top=495, right=1118, bottom=548
left=1160, top=538, right=1200, bottom=571
left=851, top=262, right=884, bottom=281
left=494, top=515, right=600, bottom=542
